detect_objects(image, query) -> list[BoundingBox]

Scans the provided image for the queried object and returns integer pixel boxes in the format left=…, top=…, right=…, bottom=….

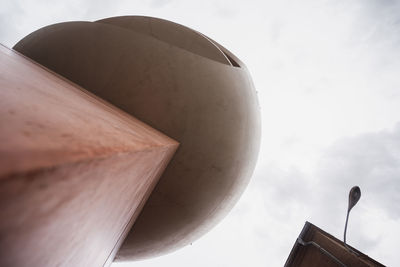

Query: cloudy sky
left=2, top=0, right=400, bottom=266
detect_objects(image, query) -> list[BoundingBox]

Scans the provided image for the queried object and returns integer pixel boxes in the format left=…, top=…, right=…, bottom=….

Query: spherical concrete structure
left=14, top=16, right=261, bottom=260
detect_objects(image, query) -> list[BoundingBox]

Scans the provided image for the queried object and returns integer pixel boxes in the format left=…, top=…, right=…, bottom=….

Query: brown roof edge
left=284, top=221, right=385, bottom=267
left=284, top=221, right=311, bottom=267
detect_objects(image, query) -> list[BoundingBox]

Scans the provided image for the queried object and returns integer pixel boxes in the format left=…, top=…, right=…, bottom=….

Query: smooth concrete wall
left=14, top=16, right=261, bottom=260
left=0, top=45, right=178, bottom=266
left=97, top=16, right=231, bottom=65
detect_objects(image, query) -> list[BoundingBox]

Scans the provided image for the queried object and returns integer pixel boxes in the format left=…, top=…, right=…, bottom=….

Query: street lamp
left=344, top=186, right=361, bottom=253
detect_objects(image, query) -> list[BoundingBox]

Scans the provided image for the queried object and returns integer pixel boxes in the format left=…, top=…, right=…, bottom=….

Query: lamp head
left=348, top=186, right=361, bottom=212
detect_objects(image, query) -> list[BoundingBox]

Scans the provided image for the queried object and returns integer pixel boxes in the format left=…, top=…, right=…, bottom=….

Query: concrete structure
left=0, top=16, right=260, bottom=265
left=285, top=222, right=385, bottom=267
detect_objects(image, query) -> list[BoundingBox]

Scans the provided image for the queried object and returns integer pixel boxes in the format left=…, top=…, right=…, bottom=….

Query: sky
left=1, top=0, right=400, bottom=266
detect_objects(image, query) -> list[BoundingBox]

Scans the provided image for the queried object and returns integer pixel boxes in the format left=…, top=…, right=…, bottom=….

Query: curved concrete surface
left=14, top=16, right=261, bottom=260
left=97, top=16, right=231, bottom=66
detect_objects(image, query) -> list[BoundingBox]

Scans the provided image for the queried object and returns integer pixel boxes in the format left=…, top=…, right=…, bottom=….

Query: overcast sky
left=2, top=0, right=400, bottom=266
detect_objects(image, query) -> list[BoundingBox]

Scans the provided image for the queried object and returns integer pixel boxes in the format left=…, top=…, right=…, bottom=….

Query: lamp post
left=344, top=186, right=361, bottom=253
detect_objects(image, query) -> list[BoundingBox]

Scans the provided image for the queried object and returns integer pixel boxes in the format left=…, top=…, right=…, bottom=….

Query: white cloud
left=310, top=123, right=400, bottom=266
